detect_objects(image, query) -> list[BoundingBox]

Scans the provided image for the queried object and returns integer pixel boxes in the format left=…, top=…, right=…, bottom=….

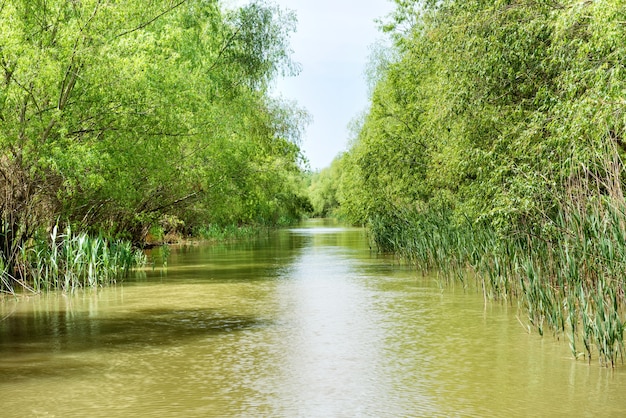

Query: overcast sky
left=226, top=0, right=395, bottom=170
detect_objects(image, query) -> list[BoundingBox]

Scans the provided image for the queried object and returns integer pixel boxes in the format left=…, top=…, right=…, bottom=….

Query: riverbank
left=1, top=221, right=301, bottom=296
left=368, top=199, right=626, bottom=367
left=0, top=225, right=147, bottom=295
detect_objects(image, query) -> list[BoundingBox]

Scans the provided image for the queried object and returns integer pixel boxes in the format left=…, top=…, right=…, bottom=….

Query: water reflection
left=0, top=307, right=268, bottom=355
left=0, top=221, right=625, bottom=417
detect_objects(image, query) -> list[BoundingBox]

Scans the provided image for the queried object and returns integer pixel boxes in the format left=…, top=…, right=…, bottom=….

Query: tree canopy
left=339, top=0, right=626, bottom=234
left=331, top=0, right=626, bottom=365
left=1, top=0, right=310, bottom=270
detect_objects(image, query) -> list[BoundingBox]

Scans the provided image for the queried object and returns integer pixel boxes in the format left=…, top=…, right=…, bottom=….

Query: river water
left=1, top=219, right=625, bottom=417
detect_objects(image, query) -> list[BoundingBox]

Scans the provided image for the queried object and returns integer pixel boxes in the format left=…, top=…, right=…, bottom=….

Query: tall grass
left=0, top=252, right=17, bottom=294
left=369, top=195, right=626, bottom=366
left=1, top=224, right=146, bottom=294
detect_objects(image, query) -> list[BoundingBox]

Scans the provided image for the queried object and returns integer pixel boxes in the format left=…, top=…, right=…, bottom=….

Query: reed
left=1, top=224, right=146, bottom=293
left=0, top=253, right=14, bottom=294
left=147, top=244, right=171, bottom=269
left=369, top=197, right=626, bottom=366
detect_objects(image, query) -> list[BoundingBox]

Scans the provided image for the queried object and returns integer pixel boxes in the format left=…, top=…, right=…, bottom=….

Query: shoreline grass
left=1, top=224, right=146, bottom=295
left=369, top=198, right=626, bottom=367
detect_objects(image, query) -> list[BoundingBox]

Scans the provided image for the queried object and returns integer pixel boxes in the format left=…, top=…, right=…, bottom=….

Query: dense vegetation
left=4, top=0, right=626, bottom=368
left=315, top=0, right=626, bottom=366
left=0, top=0, right=310, bottom=292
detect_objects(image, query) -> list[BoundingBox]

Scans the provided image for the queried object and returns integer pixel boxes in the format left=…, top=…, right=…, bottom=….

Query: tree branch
left=115, top=0, right=189, bottom=39
left=207, top=25, right=243, bottom=73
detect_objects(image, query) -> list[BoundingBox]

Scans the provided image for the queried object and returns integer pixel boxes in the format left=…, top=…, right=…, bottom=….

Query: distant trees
left=306, top=156, right=343, bottom=217
left=1, top=0, right=310, bottom=277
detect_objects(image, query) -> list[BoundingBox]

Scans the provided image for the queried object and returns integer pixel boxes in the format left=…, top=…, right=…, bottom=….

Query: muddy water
left=1, top=219, right=625, bottom=417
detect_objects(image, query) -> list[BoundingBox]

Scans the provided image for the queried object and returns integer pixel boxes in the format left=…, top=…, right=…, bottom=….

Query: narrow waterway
left=1, top=219, right=625, bottom=417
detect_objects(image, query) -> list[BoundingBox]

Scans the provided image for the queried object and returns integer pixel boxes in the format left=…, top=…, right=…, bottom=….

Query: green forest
left=310, top=0, right=626, bottom=366
left=1, top=0, right=311, bottom=291
left=3, top=0, right=626, bottom=366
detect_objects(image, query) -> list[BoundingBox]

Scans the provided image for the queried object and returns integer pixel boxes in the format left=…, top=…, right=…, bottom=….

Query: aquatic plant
left=368, top=195, right=626, bottom=367
left=147, top=244, right=171, bottom=269
left=0, top=224, right=146, bottom=294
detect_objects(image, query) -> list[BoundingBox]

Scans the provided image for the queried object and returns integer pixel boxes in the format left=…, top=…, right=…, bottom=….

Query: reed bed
left=369, top=199, right=626, bottom=367
left=1, top=225, right=146, bottom=294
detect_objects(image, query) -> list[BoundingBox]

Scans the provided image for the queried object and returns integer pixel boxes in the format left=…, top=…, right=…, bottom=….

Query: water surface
left=1, top=219, right=625, bottom=416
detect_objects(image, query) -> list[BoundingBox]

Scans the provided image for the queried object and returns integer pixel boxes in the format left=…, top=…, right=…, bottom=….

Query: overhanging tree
left=1, top=0, right=307, bottom=278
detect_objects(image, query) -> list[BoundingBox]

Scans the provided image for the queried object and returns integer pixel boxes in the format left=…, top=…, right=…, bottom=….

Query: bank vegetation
left=1, top=0, right=310, bottom=294
left=313, top=0, right=626, bottom=366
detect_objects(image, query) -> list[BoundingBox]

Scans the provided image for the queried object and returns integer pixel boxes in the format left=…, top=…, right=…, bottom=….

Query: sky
left=226, top=0, right=395, bottom=171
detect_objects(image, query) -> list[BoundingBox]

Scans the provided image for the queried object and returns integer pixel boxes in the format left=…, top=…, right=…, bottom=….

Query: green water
left=1, top=219, right=625, bottom=417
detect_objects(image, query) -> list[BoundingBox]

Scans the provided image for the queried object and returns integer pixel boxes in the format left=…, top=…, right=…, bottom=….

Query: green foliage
left=342, top=0, right=626, bottom=231
left=0, top=0, right=310, bottom=289
left=0, top=0, right=310, bottom=292
left=307, top=156, right=344, bottom=217
left=195, top=224, right=261, bottom=242
left=3, top=224, right=146, bottom=294
left=339, top=0, right=626, bottom=365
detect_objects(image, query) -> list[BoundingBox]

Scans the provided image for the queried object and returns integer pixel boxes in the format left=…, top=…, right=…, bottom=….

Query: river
left=1, top=219, right=625, bottom=417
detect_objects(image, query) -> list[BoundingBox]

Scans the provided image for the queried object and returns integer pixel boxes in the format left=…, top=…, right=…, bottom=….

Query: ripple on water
left=1, top=224, right=626, bottom=416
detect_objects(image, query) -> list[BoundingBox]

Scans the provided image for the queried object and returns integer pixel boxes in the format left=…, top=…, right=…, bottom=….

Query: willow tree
left=0, top=0, right=306, bottom=274
left=339, top=0, right=626, bottom=364
left=342, top=0, right=626, bottom=234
